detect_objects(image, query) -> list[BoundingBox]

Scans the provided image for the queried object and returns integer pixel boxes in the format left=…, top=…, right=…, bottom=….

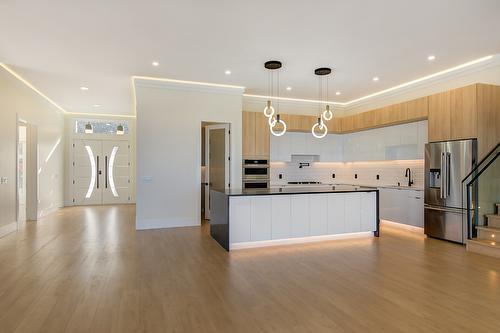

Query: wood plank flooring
left=0, top=205, right=499, bottom=332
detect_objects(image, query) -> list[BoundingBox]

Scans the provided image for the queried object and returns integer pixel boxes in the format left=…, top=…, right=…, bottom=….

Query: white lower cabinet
left=229, top=192, right=378, bottom=246
left=361, top=192, right=377, bottom=231
left=379, top=188, right=423, bottom=227
left=250, top=196, right=272, bottom=241
left=271, top=196, right=291, bottom=239
left=344, top=193, right=361, bottom=233
left=327, top=194, right=346, bottom=234
left=229, top=197, right=252, bottom=243
left=407, top=190, right=424, bottom=227
left=309, top=194, right=328, bottom=236
left=291, top=195, right=310, bottom=237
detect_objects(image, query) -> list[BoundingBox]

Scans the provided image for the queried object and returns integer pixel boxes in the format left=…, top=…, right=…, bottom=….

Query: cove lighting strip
left=244, top=55, right=494, bottom=106
left=65, top=112, right=136, bottom=118
left=0, top=63, right=67, bottom=113
left=132, top=75, right=246, bottom=90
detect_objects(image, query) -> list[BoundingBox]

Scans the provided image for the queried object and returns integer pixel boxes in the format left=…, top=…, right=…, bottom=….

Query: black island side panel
left=209, top=190, right=229, bottom=251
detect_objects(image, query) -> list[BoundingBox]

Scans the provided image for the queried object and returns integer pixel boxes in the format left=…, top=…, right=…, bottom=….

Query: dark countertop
left=214, top=185, right=378, bottom=197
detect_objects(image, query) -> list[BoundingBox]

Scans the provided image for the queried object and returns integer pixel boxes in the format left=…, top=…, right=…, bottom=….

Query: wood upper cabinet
left=341, top=115, right=355, bottom=132
left=254, top=112, right=270, bottom=157
left=405, top=96, right=428, bottom=119
left=428, top=90, right=451, bottom=142
left=328, top=118, right=342, bottom=133
left=242, top=111, right=269, bottom=158
left=242, top=111, right=256, bottom=157
left=284, top=114, right=315, bottom=132
left=376, top=103, right=407, bottom=126
left=428, top=85, right=478, bottom=142
left=450, top=84, right=477, bottom=140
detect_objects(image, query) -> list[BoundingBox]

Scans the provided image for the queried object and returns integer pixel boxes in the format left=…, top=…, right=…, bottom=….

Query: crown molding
left=133, top=76, right=245, bottom=95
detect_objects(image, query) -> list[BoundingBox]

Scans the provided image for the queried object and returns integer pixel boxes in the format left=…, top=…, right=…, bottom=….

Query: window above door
left=75, top=119, right=129, bottom=135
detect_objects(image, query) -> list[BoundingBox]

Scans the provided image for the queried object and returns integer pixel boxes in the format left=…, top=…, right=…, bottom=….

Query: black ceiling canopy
left=264, top=60, right=282, bottom=70
left=314, top=67, right=332, bottom=76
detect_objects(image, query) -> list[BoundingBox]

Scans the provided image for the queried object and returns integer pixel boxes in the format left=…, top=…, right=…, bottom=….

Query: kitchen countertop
left=270, top=182, right=424, bottom=191
left=214, top=185, right=378, bottom=196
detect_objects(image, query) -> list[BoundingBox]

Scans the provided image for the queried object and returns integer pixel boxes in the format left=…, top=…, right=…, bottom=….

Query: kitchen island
left=210, top=185, right=379, bottom=251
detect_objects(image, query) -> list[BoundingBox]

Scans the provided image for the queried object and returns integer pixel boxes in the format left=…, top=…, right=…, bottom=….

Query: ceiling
left=1, top=0, right=500, bottom=116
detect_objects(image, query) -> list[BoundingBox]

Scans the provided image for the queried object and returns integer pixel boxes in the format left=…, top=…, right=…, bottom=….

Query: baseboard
left=136, top=218, right=200, bottom=230
left=230, top=231, right=374, bottom=250
left=381, top=219, right=424, bottom=233
left=0, top=221, right=18, bottom=239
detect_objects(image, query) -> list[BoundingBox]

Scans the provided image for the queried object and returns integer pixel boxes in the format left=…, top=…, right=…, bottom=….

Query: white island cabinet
left=210, top=186, right=379, bottom=251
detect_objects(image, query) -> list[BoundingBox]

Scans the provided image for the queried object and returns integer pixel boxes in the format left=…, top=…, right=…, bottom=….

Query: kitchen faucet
left=405, top=168, right=414, bottom=187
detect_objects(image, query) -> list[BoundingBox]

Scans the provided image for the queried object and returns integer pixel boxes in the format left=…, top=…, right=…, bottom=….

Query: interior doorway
left=17, top=120, right=38, bottom=224
left=72, top=139, right=131, bottom=205
left=201, top=123, right=230, bottom=220
left=17, top=123, right=27, bottom=223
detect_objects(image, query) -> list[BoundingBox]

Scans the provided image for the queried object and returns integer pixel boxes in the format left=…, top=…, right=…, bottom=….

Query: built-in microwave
left=242, top=179, right=270, bottom=189
left=242, top=159, right=269, bottom=180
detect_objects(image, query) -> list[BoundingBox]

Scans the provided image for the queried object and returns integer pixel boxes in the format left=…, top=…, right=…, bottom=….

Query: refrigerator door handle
left=424, top=205, right=463, bottom=214
left=440, top=152, right=445, bottom=199
left=446, top=152, right=451, bottom=197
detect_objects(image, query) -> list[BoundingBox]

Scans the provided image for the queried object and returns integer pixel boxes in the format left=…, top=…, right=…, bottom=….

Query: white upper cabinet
left=270, top=120, right=427, bottom=162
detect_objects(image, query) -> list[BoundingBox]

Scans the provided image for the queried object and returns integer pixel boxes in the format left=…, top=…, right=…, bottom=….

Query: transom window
left=75, top=119, right=129, bottom=135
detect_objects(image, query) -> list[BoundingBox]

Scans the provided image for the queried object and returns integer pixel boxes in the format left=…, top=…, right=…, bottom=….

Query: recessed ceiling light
left=152, top=61, right=159, bottom=67
left=335, top=91, right=341, bottom=96
left=286, top=86, right=292, bottom=91
left=93, top=104, right=101, bottom=108
left=225, top=70, right=231, bottom=75
left=80, top=86, right=89, bottom=91
left=427, top=55, right=436, bottom=61
left=372, top=77, right=379, bottom=82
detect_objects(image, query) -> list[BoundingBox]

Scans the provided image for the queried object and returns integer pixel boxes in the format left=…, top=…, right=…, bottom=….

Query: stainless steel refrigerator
left=424, top=139, right=477, bottom=243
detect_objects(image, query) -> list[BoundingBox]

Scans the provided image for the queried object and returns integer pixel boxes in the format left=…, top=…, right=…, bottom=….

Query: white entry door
left=73, top=139, right=131, bottom=205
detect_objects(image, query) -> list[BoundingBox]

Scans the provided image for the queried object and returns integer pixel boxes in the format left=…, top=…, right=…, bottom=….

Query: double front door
left=73, top=139, right=131, bottom=205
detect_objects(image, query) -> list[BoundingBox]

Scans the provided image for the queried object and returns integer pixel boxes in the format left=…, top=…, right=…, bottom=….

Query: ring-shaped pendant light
left=322, top=105, right=333, bottom=121
left=263, top=100, right=275, bottom=118
left=312, top=67, right=333, bottom=138
left=264, top=60, right=287, bottom=136
left=312, top=117, right=328, bottom=139
left=269, top=114, right=287, bottom=137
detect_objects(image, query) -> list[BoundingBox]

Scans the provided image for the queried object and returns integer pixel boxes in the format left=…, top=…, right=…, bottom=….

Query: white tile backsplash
left=270, top=160, right=424, bottom=189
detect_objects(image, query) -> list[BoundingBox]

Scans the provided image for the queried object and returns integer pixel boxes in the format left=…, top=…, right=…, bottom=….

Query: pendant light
left=263, top=60, right=287, bottom=137
left=312, top=67, right=332, bottom=139
left=84, top=122, right=93, bottom=134
left=116, top=124, right=124, bottom=135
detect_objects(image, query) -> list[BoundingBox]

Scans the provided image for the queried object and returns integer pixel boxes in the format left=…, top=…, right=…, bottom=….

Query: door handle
left=105, top=156, right=108, bottom=188
left=96, top=155, right=100, bottom=189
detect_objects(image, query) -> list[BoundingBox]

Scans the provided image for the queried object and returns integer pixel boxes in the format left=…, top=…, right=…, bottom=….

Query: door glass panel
left=108, top=146, right=119, bottom=197
left=85, top=145, right=96, bottom=198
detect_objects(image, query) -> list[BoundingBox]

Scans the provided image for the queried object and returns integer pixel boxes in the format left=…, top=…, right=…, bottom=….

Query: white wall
left=135, top=79, right=244, bottom=230
left=0, top=66, right=64, bottom=234
left=63, top=114, right=137, bottom=205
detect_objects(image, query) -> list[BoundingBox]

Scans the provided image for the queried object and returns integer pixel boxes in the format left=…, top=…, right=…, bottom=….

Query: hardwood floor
left=0, top=205, right=499, bottom=332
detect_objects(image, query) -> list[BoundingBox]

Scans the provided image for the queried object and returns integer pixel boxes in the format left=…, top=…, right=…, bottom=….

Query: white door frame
left=204, top=124, right=230, bottom=220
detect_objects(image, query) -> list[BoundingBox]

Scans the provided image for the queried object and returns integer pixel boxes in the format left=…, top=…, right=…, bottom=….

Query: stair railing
left=462, top=143, right=500, bottom=239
